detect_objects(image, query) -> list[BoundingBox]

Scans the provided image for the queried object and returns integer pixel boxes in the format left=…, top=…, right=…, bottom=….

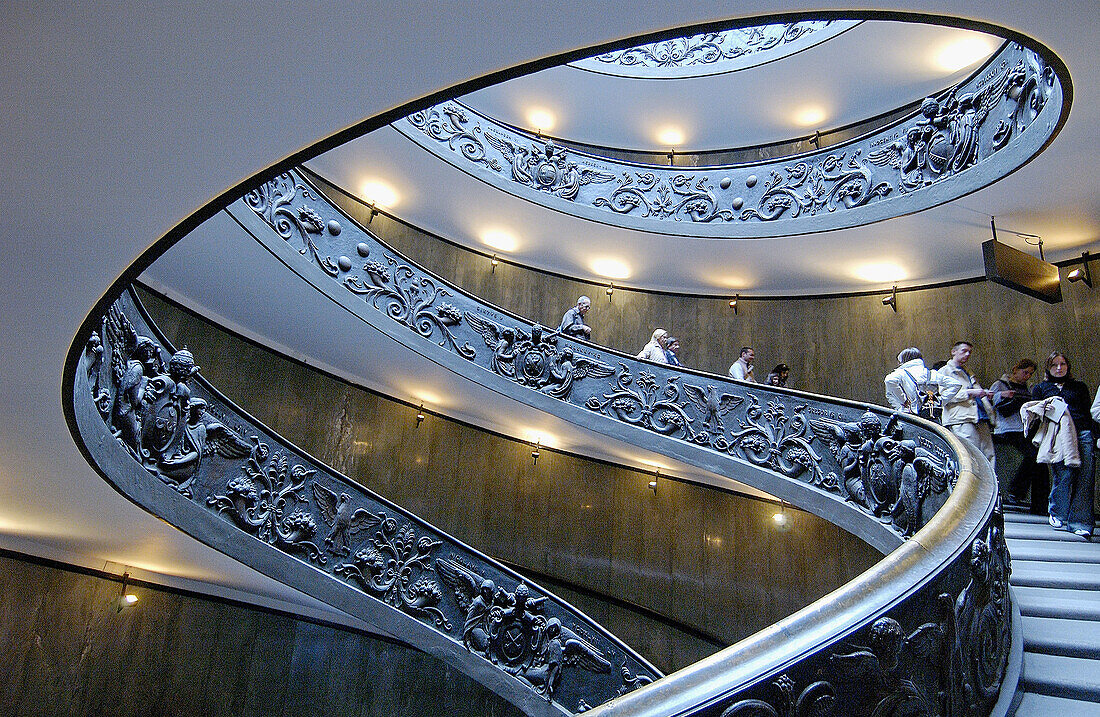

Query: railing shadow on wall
left=65, top=165, right=1017, bottom=717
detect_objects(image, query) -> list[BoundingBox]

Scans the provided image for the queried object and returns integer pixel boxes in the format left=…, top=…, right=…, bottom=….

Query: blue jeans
left=1050, top=429, right=1095, bottom=533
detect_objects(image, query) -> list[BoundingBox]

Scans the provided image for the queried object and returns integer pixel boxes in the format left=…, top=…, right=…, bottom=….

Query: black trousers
left=993, top=431, right=1047, bottom=514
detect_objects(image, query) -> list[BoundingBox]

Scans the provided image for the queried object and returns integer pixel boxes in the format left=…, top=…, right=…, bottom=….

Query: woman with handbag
left=884, top=347, right=961, bottom=421
left=991, top=358, right=1042, bottom=511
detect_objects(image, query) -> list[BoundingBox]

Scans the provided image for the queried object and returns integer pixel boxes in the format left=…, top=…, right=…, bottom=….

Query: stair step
left=1013, top=691, right=1100, bottom=716
left=1021, top=652, right=1100, bottom=701
left=1005, top=522, right=1096, bottom=542
left=1015, top=586, right=1100, bottom=621
left=1012, top=560, right=1100, bottom=590
left=1022, top=616, right=1100, bottom=659
left=1007, top=539, right=1100, bottom=564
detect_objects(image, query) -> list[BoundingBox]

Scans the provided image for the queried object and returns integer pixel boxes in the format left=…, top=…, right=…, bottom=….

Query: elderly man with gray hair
left=558, top=296, right=592, bottom=340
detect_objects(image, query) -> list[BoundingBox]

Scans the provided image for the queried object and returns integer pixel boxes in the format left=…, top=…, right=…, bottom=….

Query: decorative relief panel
left=394, top=41, right=1062, bottom=238
left=568, top=20, right=861, bottom=78
left=241, top=169, right=958, bottom=542
left=79, top=292, right=659, bottom=714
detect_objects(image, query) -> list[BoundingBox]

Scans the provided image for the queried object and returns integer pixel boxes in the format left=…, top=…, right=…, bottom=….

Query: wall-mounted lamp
left=365, top=201, right=378, bottom=224
left=667, top=150, right=675, bottom=167
left=415, top=402, right=425, bottom=428
left=882, top=285, right=897, bottom=312
left=606, top=283, right=614, bottom=302
left=810, top=130, right=822, bottom=149
left=729, top=295, right=739, bottom=315
left=648, top=469, right=660, bottom=494
left=772, top=502, right=789, bottom=530
left=531, top=439, right=541, bottom=465
left=1067, top=251, right=1093, bottom=287
left=491, top=254, right=499, bottom=273
left=116, top=572, right=139, bottom=613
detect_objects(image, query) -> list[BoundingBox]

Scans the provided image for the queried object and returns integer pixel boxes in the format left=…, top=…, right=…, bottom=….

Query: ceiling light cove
left=657, top=127, right=685, bottom=146
left=526, top=108, right=556, bottom=134
left=481, top=229, right=519, bottom=252
left=935, top=35, right=998, bottom=73
left=853, top=261, right=907, bottom=284
left=591, top=258, right=631, bottom=280
left=359, top=180, right=399, bottom=209
left=792, top=105, right=827, bottom=128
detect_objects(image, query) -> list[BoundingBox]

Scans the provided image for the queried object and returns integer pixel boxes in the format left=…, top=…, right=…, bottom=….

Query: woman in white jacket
left=636, top=329, right=669, bottom=364
left=884, top=348, right=962, bottom=418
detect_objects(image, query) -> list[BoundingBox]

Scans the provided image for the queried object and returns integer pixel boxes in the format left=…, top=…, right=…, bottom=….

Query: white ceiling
left=2, top=2, right=1100, bottom=622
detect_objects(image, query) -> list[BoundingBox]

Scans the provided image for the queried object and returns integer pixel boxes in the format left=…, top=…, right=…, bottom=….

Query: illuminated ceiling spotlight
left=481, top=228, right=518, bottom=253
left=792, top=105, right=826, bottom=128
left=1066, top=251, right=1093, bottom=287
left=359, top=180, right=399, bottom=223
left=591, top=258, right=630, bottom=281
left=882, top=285, right=898, bottom=312
left=729, top=295, right=739, bottom=315
left=935, top=34, right=997, bottom=72
left=772, top=502, right=791, bottom=531
left=656, top=127, right=684, bottom=166
left=527, top=108, right=556, bottom=138
left=853, top=261, right=907, bottom=284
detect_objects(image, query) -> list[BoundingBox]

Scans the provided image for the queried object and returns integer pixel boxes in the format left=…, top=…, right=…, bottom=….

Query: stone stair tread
left=1007, top=539, right=1100, bottom=564
left=1022, top=616, right=1100, bottom=659
left=1005, top=522, right=1097, bottom=542
left=1013, top=691, right=1100, bottom=716
left=1021, top=652, right=1100, bottom=701
left=1014, top=586, right=1100, bottom=621
left=1012, top=560, right=1100, bottom=589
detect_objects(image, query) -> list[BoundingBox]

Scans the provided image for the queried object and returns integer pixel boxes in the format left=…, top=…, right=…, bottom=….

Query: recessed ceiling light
left=656, top=127, right=685, bottom=146
left=935, top=35, right=997, bottom=72
left=792, top=106, right=826, bottom=128
left=853, top=261, right=907, bottom=283
left=359, top=180, right=398, bottom=209
left=527, top=108, right=555, bottom=133
left=591, top=258, right=631, bottom=280
left=481, top=229, right=518, bottom=252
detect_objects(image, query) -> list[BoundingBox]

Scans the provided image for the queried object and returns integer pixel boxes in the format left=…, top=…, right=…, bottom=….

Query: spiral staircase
left=64, top=166, right=1024, bottom=717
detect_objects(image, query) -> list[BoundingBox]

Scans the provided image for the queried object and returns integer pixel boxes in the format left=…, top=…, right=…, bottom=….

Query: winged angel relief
left=464, top=312, right=614, bottom=400
left=435, top=558, right=612, bottom=701
left=484, top=133, right=615, bottom=200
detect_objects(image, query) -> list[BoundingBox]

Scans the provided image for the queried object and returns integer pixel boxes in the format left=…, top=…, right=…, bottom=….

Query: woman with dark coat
left=1031, top=352, right=1095, bottom=539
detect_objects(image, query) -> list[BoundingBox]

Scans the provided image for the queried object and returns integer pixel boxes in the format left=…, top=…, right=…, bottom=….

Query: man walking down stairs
left=1006, top=511, right=1100, bottom=715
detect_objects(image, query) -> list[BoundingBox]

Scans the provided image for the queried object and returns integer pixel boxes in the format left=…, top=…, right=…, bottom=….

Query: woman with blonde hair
left=636, top=329, right=669, bottom=364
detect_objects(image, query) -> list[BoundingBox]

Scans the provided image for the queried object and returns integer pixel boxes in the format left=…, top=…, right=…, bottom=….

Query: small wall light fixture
left=667, top=149, right=675, bottom=167
left=117, top=572, right=139, bottom=612
left=648, top=469, right=660, bottom=494
left=365, top=200, right=378, bottom=224
left=882, top=285, right=898, bottom=312
left=810, top=129, right=822, bottom=149
left=415, top=402, right=426, bottom=428
left=606, top=283, right=614, bottom=302
left=729, top=295, right=739, bottom=315
left=772, top=502, right=789, bottom=529
left=1067, top=251, right=1093, bottom=287
left=531, top=439, right=541, bottom=465
left=491, top=254, right=499, bottom=273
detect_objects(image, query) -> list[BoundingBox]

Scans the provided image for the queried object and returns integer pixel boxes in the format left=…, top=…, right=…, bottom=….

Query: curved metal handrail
left=216, top=167, right=1012, bottom=715
left=70, top=288, right=661, bottom=717
left=393, top=39, right=1065, bottom=238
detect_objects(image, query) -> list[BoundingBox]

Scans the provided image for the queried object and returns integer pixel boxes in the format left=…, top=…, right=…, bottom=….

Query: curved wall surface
left=139, top=288, right=881, bottom=673
left=317, top=174, right=1100, bottom=411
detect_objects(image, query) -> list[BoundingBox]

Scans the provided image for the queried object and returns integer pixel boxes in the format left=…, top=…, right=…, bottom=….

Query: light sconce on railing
left=531, top=439, right=541, bottom=465
left=116, top=572, right=139, bottom=613
left=415, top=402, right=426, bottom=428
left=606, top=283, right=614, bottom=302
left=882, top=285, right=898, bottom=312
left=648, top=469, right=660, bottom=494
left=667, top=150, right=675, bottom=167
left=491, top=254, right=499, bottom=273
left=1067, top=251, right=1093, bottom=287
left=365, top=201, right=378, bottom=225
left=809, top=129, right=822, bottom=149
left=729, top=295, right=739, bottom=315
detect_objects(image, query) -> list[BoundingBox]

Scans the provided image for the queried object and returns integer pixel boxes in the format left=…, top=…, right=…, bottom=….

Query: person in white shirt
left=636, top=329, right=669, bottom=364
left=884, top=347, right=961, bottom=416
left=938, top=341, right=997, bottom=471
left=728, top=347, right=755, bottom=382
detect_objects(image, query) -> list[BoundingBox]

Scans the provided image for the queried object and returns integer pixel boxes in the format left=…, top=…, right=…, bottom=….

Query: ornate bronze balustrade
left=394, top=40, right=1064, bottom=238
